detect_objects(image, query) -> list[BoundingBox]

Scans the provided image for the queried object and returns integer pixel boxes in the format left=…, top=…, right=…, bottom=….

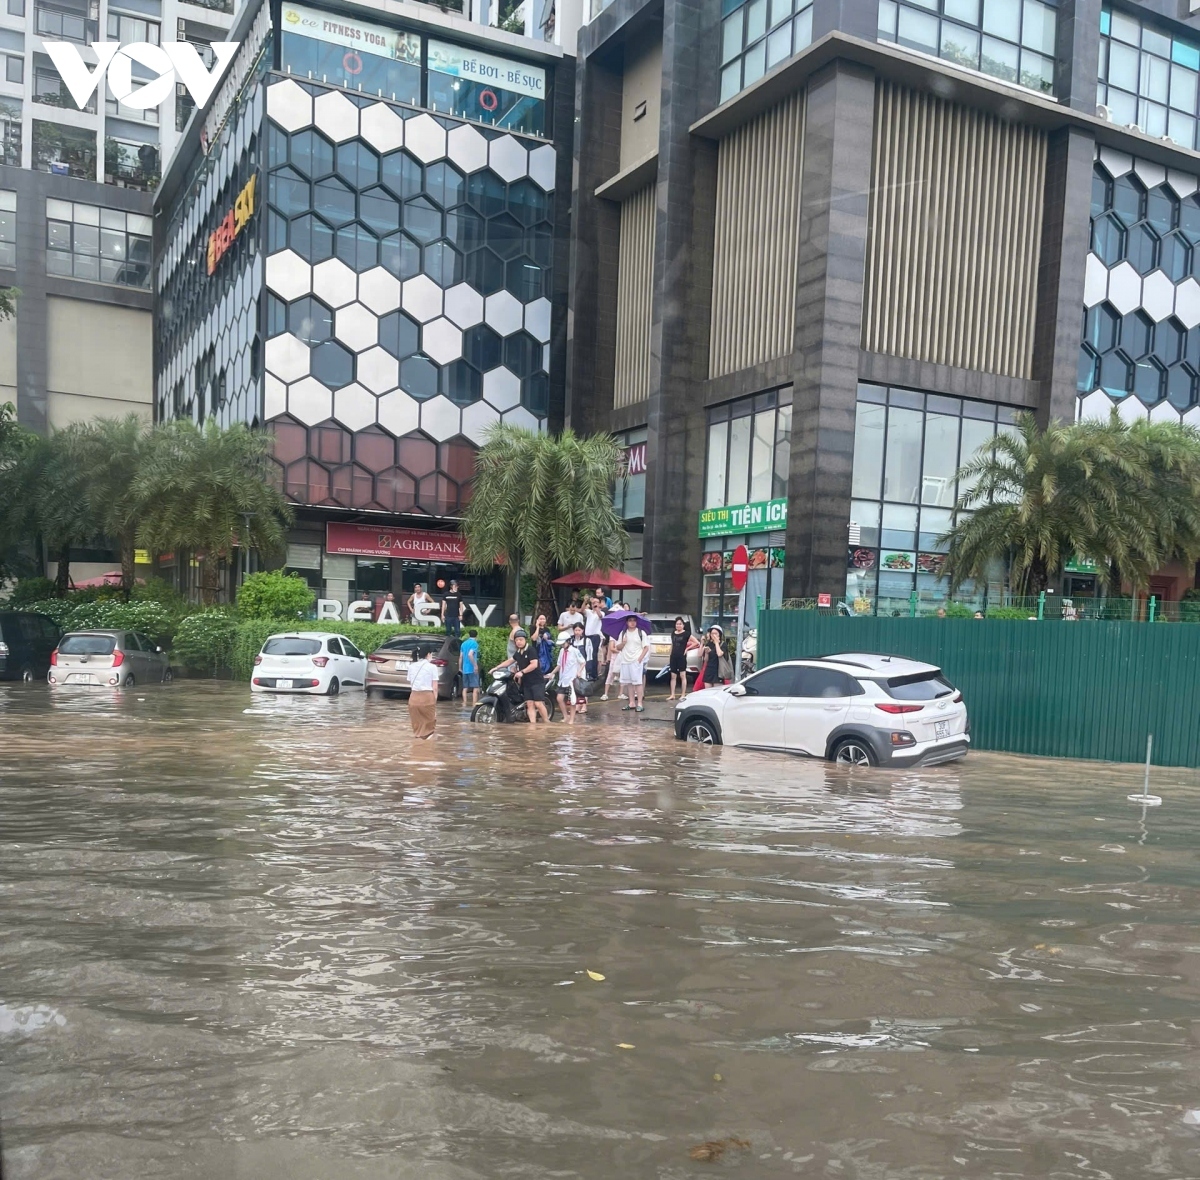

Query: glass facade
left=878, top=0, right=1057, bottom=95
left=1082, top=157, right=1200, bottom=411
left=613, top=427, right=646, bottom=521
left=0, top=190, right=14, bottom=268
left=847, top=383, right=1017, bottom=612
left=32, top=119, right=96, bottom=178
left=1098, top=7, right=1200, bottom=150
left=0, top=100, right=19, bottom=168
left=45, top=199, right=152, bottom=287
left=719, top=0, right=813, bottom=105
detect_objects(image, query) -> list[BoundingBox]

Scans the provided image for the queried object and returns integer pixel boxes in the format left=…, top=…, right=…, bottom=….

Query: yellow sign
left=206, top=173, right=256, bottom=275
left=134, top=549, right=150, bottom=564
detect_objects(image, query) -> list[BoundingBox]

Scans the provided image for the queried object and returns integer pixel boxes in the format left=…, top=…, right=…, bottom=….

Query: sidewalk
left=573, top=681, right=678, bottom=726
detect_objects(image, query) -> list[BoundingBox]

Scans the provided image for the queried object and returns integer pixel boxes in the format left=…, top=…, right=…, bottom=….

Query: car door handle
left=824, top=704, right=842, bottom=710
left=768, top=704, right=785, bottom=711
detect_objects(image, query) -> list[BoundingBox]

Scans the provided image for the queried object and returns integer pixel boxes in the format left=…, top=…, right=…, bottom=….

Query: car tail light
left=50, top=649, right=58, bottom=665
left=431, top=658, right=447, bottom=666
left=890, top=732, right=916, bottom=746
left=0, top=641, right=8, bottom=657
left=875, top=703, right=922, bottom=714
left=112, top=649, right=125, bottom=668
left=312, top=656, right=329, bottom=667
left=952, top=692, right=962, bottom=703
left=254, top=654, right=263, bottom=665
left=368, top=654, right=389, bottom=663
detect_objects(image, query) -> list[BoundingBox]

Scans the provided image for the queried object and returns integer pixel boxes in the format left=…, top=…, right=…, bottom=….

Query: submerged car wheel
left=326, top=677, right=340, bottom=697
left=124, top=674, right=135, bottom=688
left=20, top=667, right=34, bottom=684
left=832, top=738, right=875, bottom=767
left=683, top=717, right=720, bottom=745
left=472, top=701, right=497, bottom=723
left=162, top=668, right=173, bottom=684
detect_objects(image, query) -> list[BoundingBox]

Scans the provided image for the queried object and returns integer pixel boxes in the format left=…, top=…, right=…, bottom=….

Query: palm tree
left=30, top=425, right=95, bottom=595
left=941, top=411, right=1200, bottom=596
left=461, top=425, right=628, bottom=619
left=134, top=420, right=293, bottom=604
left=77, top=415, right=152, bottom=597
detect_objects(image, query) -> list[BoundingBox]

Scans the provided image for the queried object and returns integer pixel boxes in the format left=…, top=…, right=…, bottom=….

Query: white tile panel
left=1168, top=169, right=1199, bottom=198
left=444, top=283, right=484, bottom=328
left=265, top=333, right=310, bottom=383
left=446, top=123, right=488, bottom=173
left=267, top=79, right=313, bottom=131
left=1133, top=158, right=1166, bottom=190
left=484, top=290, right=522, bottom=336
left=264, top=374, right=287, bottom=419
left=404, top=113, right=446, bottom=162
left=528, top=143, right=556, bottom=192
left=483, top=366, right=521, bottom=411
left=488, top=136, right=527, bottom=182
left=288, top=375, right=333, bottom=425
left=357, top=267, right=402, bottom=315
left=422, top=317, right=463, bottom=365
left=333, top=383, right=378, bottom=431
left=461, top=399, right=500, bottom=444
left=313, top=89, right=360, bottom=142
left=312, top=258, right=358, bottom=308
left=501, top=405, right=540, bottom=432
left=1083, top=252, right=1108, bottom=309
left=401, top=274, right=444, bottom=322
left=357, top=346, right=400, bottom=394
left=265, top=250, right=311, bottom=301
left=335, top=302, right=379, bottom=351
left=524, top=296, right=551, bottom=342
left=1175, top=277, right=1200, bottom=328
left=1117, top=394, right=1148, bottom=423
left=1149, top=399, right=1181, bottom=422
left=1141, top=269, right=1176, bottom=321
left=359, top=102, right=406, bottom=153
left=377, top=390, right=421, bottom=436
left=1098, top=146, right=1133, bottom=178
left=420, top=395, right=461, bottom=441
left=1106, top=260, right=1142, bottom=315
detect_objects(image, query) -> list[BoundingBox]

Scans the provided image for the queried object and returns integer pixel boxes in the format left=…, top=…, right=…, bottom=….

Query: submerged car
left=49, top=630, right=171, bottom=687
left=251, top=632, right=367, bottom=695
left=365, top=633, right=461, bottom=700
left=0, top=611, right=60, bottom=682
left=674, top=652, right=969, bottom=767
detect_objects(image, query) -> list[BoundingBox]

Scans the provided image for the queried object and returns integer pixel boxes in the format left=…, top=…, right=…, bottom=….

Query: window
left=703, top=389, right=793, bottom=509
left=878, top=0, right=1056, bottom=96
left=45, top=199, right=153, bottom=287
left=106, top=94, right=159, bottom=125
left=613, top=428, right=646, bottom=521
left=847, top=383, right=1016, bottom=612
left=426, top=39, right=547, bottom=137
left=32, top=120, right=97, bottom=179
left=104, top=138, right=160, bottom=191
left=34, top=54, right=95, bottom=113
left=883, top=672, right=956, bottom=700
left=720, top=0, right=814, bottom=104
left=35, top=0, right=99, bottom=45
left=0, top=191, right=14, bottom=269
left=281, top=26, right=421, bottom=107
left=793, top=667, right=862, bottom=698
left=743, top=666, right=799, bottom=696
left=59, top=634, right=116, bottom=655
left=262, top=637, right=321, bottom=656
left=1098, top=7, right=1200, bottom=152
left=7, top=0, right=24, bottom=15
left=326, top=637, right=344, bottom=655
left=0, top=101, right=19, bottom=168
left=106, top=10, right=159, bottom=42
left=3, top=53, right=22, bottom=85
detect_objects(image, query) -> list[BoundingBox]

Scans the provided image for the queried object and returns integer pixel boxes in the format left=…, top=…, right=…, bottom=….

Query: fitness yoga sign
left=42, top=40, right=240, bottom=113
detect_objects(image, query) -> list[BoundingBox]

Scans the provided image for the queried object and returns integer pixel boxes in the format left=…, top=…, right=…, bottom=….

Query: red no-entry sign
left=730, top=544, right=749, bottom=592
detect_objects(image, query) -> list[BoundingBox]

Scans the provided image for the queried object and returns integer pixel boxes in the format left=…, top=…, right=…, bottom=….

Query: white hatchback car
left=251, top=632, right=367, bottom=695
left=674, top=652, right=969, bottom=767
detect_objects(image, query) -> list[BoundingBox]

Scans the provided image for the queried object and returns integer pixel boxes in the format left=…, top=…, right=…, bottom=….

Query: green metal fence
left=781, top=594, right=1200, bottom=622
left=758, top=610, right=1200, bottom=768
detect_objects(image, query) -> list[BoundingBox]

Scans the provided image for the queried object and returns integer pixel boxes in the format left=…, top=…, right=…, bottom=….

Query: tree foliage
left=942, top=412, right=1200, bottom=595
left=236, top=570, right=315, bottom=619
left=0, top=287, right=17, bottom=321
left=461, top=425, right=628, bottom=618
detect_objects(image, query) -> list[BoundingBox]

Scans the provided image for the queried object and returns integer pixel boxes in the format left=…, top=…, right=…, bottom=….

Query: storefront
left=612, top=429, right=647, bottom=606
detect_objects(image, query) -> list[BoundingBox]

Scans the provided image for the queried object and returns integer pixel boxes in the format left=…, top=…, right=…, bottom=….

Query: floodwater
left=3, top=683, right=1200, bottom=1179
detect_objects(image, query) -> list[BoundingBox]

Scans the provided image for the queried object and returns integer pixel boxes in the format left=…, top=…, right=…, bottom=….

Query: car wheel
left=683, top=717, right=720, bottom=745
left=124, top=674, right=135, bottom=688
left=326, top=677, right=340, bottom=697
left=450, top=674, right=462, bottom=701
left=162, top=667, right=173, bottom=684
left=832, top=738, right=875, bottom=767
left=472, top=701, right=497, bottom=723
left=20, top=667, right=34, bottom=684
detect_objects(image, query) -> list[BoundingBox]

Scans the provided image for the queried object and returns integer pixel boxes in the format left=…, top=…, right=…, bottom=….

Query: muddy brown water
left=3, top=681, right=1200, bottom=1178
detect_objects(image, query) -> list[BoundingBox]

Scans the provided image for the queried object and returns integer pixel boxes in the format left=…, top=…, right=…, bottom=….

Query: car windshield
left=380, top=638, right=423, bottom=652
left=59, top=634, right=116, bottom=655
left=262, top=638, right=322, bottom=656
left=883, top=672, right=956, bottom=700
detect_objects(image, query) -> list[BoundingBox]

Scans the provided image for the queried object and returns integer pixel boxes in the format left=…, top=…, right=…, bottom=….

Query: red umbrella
left=551, top=568, right=652, bottom=589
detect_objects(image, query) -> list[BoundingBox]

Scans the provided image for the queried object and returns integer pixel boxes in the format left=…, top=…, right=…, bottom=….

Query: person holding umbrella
left=615, top=612, right=651, bottom=712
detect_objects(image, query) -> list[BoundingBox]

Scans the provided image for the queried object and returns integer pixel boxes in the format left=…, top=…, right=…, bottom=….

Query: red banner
left=624, top=441, right=647, bottom=476
left=326, top=522, right=467, bottom=561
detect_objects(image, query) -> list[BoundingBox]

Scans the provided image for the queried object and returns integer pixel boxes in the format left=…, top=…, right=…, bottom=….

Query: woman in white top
left=583, top=597, right=604, bottom=678
left=555, top=628, right=588, bottom=725
left=616, top=614, right=650, bottom=712
left=406, top=646, right=440, bottom=739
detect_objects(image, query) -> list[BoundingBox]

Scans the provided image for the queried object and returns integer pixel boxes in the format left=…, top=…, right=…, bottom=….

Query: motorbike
left=471, top=667, right=559, bottom=723
left=740, top=628, right=757, bottom=679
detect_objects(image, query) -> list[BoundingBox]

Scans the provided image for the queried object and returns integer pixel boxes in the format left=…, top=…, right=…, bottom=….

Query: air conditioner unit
left=1097, top=103, right=1113, bottom=121
left=1161, top=134, right=1178, bottom=145
left=1126, top=122, right=1142, bottom=132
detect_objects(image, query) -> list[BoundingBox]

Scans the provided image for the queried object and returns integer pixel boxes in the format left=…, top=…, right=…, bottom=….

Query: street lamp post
left=239, top=511, right=257, bottom=590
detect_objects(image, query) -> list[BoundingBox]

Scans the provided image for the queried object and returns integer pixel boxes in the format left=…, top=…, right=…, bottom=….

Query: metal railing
left=781, top=592, right=1200, bottom=622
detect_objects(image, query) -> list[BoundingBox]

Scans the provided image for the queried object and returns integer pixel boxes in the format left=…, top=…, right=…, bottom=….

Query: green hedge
left=21, top=598, right=177, bottom=646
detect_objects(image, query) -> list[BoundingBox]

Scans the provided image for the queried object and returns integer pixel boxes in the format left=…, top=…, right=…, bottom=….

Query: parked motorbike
left=740, top=628, right=757, bottom=679
left=471, top=667, right=559, bottom=723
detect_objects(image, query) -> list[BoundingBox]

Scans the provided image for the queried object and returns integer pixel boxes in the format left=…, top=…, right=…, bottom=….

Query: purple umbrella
left=601, top=609, right=650, bottom=640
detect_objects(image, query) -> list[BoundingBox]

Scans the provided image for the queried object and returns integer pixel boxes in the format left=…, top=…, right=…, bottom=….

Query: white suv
left=674, top=652, right=969, bottom=767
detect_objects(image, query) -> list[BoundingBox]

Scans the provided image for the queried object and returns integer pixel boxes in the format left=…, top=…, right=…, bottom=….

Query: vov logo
left=42, top=41, right=240, bottom=112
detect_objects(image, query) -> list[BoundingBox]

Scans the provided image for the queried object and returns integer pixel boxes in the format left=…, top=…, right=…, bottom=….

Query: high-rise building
left=567, top=0, right=1200, bottom=621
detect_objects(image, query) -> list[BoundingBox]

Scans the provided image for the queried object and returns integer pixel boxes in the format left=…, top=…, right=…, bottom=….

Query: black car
left=0, top=611, right=62, bottom=682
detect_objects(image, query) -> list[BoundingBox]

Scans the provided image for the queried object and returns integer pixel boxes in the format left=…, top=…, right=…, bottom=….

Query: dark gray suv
left=0, top=611, right=61, bottom=683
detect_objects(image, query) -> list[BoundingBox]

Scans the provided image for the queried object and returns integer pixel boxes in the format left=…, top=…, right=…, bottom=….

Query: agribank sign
left=42, top=40, right=240, bottom=113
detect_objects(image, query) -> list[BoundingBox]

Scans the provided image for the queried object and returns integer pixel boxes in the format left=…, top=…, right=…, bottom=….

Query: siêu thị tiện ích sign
left=207, top=173, right=257, bottom=275
left=698, top=497, right=787, bottom=539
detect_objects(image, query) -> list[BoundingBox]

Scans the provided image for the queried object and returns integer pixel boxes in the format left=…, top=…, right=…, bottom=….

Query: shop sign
left=326, top=522, right=467, bottom=562
left=879, top=551, right=916, bottom=573
left=1064, top=554, right=1098, bottom=574
left=281, top=4, right=421, bottom=62
left=134, top=549, right=150, bottom=565
left=207, top=173, right=256, bottom=275
left=623, top=442, right=647, bottom=476
left=698, top=497, right=787, bottom=539
left=427, top=38, right=546, bottom=100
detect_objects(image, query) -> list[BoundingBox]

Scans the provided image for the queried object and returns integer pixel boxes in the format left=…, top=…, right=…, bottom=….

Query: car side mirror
left=155, top=646, right=163, bottom=653
left=728, top=683, right=746, bottom=696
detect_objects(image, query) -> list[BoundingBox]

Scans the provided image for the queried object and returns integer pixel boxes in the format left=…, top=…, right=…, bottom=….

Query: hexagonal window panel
left=267, top=293, right=287, bottom=338
left=524, top=227, right=553, bottom=269
left=360, top=187, right=401, bottom=236
left=1146, top=185, right=1178, bottom=235
left=382, top=150, right=423, bottom=201
left=465, top=249, right=505, bottom=296
left=423, top=240, right=463, bottom=288
left=521, top=372, right=549, bottom=416
left=1077, top=345, right=1098, bottom=393
left=400, top=354, right=439, bottom=401
left=421, top=317, right=464, bottom=366
left=507, top=178, right=549, bottom=228
left=1105, top=263, right=1142, bottom=316
left=441, top=359, right=482, bottom=406
left=267, top=78, right=312, bottom=133
left=463, top=323, right=502, bottom=372
left=336, top=141, right=379, bottom=189
left=1091, top=213, right=1125, bottom=266
left=314, top=176, right=356, bottom=226
left=334, top=302, right=378, bottom=352
left=1127, top=223, right=1159, bottom=275
left=1121, top=310, right=1153, bottom=359
left=358, top=267, right=401, bottom=315
left=289, top=129, right=335, bottom=179
left=446, top=206, right=486, bottom=252
left=268, top=167, right=309, bottom=217
left=466, top=171, right=506, bottom=219
left=403, top=113, right=446, bottom=164
left=506, top=258, right=544, bottom=303
left=1168, top=362, right=1198, bottom=409
left=312, top=258, right=358, bottom=308
left=336, top=223, right=379, bottom=273
left=1099, top=350, right=1133, bottom=397
left=446, top=124, right=489, bottom=174
left=354, top=428, right=397, bottom=473
left=381, top=232, right=422, bottom=281
left=487, top=212, right=523, bottom=260
left=504, top=331, right=541, bottom=378
left=333, top=383, right=378, bottom=432
left=444, top=284, right=484, bottom=329
left=1182, top=194, right=1200, bottom=244
left=1158, top=316, right=1186, bottom=363
left=311, top=340, right=355, bottom=389
left=426, top=161, right=465, bottom=209
left=1133, top=357, right=1166, bottom=405
left=1160, top=231, right=1191, bottom=282
left=288, top=213, right=335, bottom=264
left=379, top=310, right=421, bottom=360
left=401, top=274, right=443, bottom=322
left=1091, top=165, right=1111, bottom=218
left=1112, top=173, right=1146, bottom=226
left=1188, top=325, right=1200, bottom=369
left=313, top=90, right=360, bottom=142
left=358, top=103, right=405, bottom=154
left=403, top=197, right=443, bottom=244
left=356, top=346, right=399, bottom=394
left=288, top=295, right=333, bottom=345
left=267, top=207, right=288, bottom=253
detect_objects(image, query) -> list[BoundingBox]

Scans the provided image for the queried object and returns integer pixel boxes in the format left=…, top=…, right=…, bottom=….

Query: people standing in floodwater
left=667, top=616, right=693, bottom=701
left=555, top=626, right=588, bottom=725
left=616, top=614, right=650, bottom=712
left=695, top=625, right=732, bottom=691
left=406, top=646, right=439, bottom=739
left=495, top=630, right=550, bottom=724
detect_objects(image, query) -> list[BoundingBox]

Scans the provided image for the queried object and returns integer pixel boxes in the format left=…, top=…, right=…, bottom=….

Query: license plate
left=934, top=720, right=950, bottom=739
left=276, top=679, right=293, bottom=689
left=396, top=656, right=411, bottom=665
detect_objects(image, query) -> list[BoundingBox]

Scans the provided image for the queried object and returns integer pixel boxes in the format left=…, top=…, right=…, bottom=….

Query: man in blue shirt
left=459, top=629, right=481, bottom=708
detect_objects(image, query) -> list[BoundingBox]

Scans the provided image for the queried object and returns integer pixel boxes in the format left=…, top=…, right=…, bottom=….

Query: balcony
left=104, top=137, right=160, bottom=192
left=34, top=61, right=96, bottom=113
left=35, top=0, right=99, bottom=45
